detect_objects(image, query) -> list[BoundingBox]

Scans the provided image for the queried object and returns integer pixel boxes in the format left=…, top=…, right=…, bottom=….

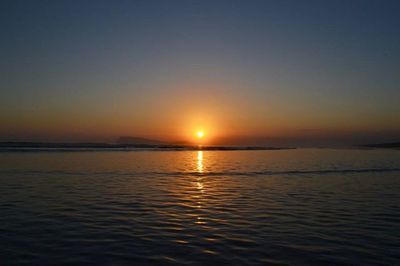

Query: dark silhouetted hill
left=0, top=141, right=294, bottom=151
left=362, top=142, right=400, bottom=148
left=116, top=136, right=165, bottom=145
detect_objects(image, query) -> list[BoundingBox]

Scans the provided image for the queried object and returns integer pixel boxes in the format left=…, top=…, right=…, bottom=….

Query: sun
left=197, top=131, right=204, bottom=139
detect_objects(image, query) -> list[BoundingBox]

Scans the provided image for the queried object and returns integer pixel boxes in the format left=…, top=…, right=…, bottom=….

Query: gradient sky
left=1, top=0, right=399, bottom=145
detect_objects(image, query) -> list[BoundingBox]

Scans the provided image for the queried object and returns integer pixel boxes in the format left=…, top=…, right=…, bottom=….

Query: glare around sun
left=197, top=131, right=204, bottom=138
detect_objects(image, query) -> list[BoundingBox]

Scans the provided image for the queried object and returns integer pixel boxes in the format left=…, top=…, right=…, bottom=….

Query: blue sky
left=1, top=0, right=399, bottom=144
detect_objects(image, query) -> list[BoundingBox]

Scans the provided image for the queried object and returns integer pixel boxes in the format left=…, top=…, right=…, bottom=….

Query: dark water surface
left=1, top=149, right=399, bottom=265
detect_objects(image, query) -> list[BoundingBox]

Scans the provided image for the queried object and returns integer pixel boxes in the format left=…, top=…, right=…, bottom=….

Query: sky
left=1, top=0, right=399, bottom=146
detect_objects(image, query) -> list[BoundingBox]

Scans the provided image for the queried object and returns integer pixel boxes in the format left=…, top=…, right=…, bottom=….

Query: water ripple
left=0, top=149, right=400, bottom=265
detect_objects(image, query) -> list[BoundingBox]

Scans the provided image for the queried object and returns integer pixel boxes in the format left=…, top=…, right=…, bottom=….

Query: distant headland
left=0, top=136, right=294, bottom=151
left=360, top=142, right=400, bottom=149
left=1, top=136, right=399, bottom=151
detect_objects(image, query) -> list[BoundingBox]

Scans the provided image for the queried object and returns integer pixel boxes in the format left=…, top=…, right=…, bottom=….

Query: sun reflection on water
left=197, top=150, right=203, bottom=173
left=195, top=151, right=206, bottom=224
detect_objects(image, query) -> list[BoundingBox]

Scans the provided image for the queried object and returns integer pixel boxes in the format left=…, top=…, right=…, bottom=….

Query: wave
left=2, top=168, right=400, bottom=177
left=156, top=168, right=400, bottom=176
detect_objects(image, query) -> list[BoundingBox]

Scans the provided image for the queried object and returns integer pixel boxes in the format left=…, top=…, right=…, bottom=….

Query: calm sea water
left=1, top=149, right=399, bottom=265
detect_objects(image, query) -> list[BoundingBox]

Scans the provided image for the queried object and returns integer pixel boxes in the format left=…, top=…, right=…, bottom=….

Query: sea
left=0, top=148, right=399, bottom=265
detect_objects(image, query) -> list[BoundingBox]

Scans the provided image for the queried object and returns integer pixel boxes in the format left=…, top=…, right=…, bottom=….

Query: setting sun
left=197, top=131, right=204, bottom=139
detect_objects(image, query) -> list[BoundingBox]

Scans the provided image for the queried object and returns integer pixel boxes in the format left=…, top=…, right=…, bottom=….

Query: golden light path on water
left=195, top=151, right=205, bottom=225
left=197, top=151, right=203, bottom=174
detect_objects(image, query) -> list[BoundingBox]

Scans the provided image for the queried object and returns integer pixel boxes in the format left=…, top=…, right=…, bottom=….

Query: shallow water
left=1, top=149, right=399, bottom=265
